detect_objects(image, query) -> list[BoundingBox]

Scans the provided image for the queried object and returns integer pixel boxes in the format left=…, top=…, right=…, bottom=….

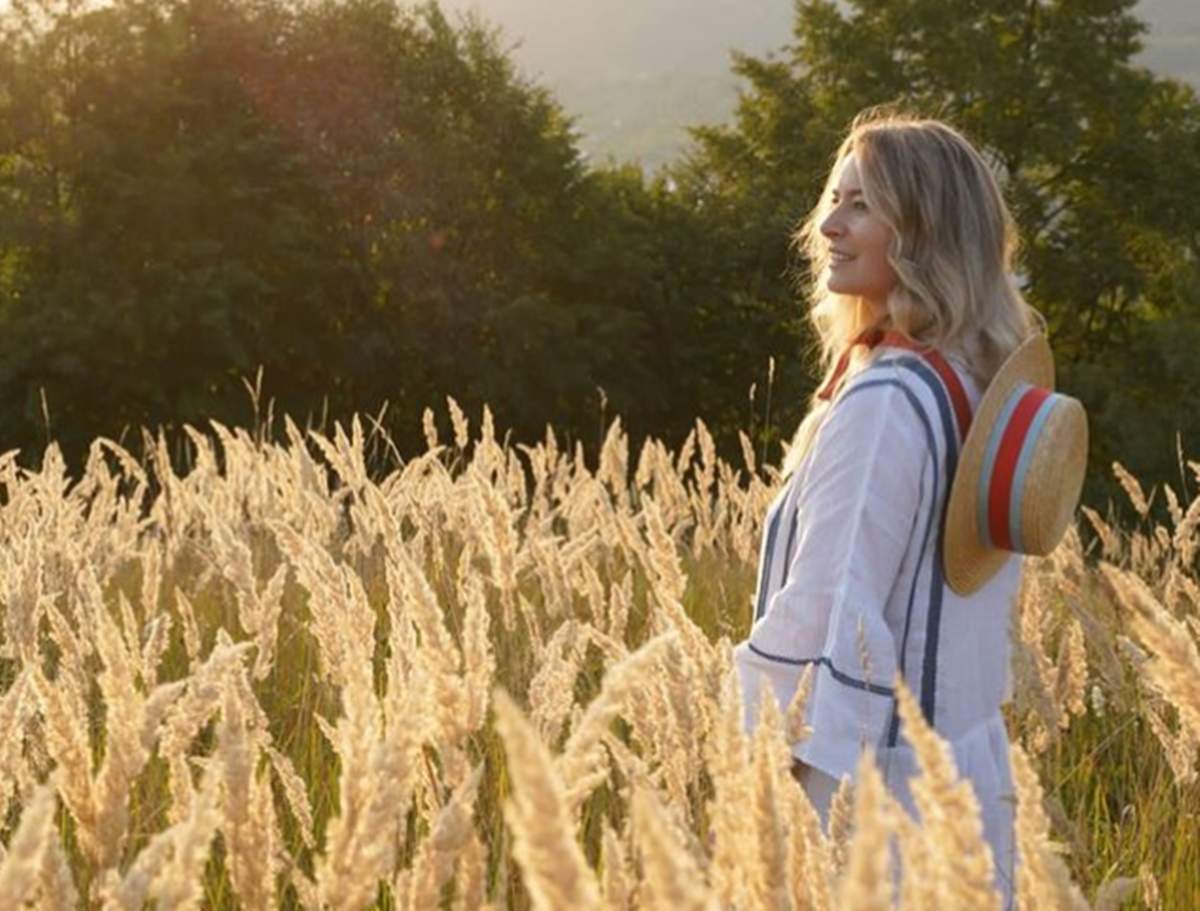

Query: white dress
left=733, top=340, right=1021, bottom=909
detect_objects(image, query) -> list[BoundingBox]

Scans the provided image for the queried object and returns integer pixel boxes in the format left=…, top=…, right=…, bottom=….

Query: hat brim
left=943, top=332, right=1055, bottom=595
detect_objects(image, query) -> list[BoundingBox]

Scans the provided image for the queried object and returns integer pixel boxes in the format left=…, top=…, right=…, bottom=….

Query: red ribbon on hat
left=817, top=326, right=972, bottom=443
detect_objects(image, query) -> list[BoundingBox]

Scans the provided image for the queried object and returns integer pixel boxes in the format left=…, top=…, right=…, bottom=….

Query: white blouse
left=733, top=341, right=1022, bottom=907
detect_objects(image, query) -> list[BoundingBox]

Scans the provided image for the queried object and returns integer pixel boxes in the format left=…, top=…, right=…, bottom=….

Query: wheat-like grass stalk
left=0, top=404, right=1189, bottom=909
left=1011, top=741, right=1091, bottom=910
left=450, top=826, right=490, bottom=911
left=556, top=632, right=675, bottom=814
left=780, top=768, right=833, bottom=911
left=599, top=822, right=633, bottom=911
left=315, top=633, right=416, bottom=911
left=705, top=650, right=756, bottom=908
left=1113, top=461, right=1152, bottom=518
left=0, top=784, right=77, bottom=908
left=394, top=765, right=482, bottom=910
left=630, top=785, right=718, bottom=911
left=98, top=767, right=220, bottom=910
left=893, top=676, right=1002, bottom=910
left=215, top=672, right=278, bottom=910
left=529, top=620, right=587, bottom=745
left=825, top=773, right=855, bottom=876
left=833, top=748, right=895, bottom=911
left=1081, top=505, right=1122, bottom=563
left=0, top=669, right=33, bottom=824
left=493, top=688, right=602, bottom=911
left=1101, top=563, right=1200, bottom=751
left=148, top=768, right=223, bottom=911
left=747, top=686, right=794, bottom=911
left=265, top=745, right=316, bottom=852
left=1056, top=616, right=1089, bottom=722
left=30, top=665, right=99, bottom=867
left=159, top=636, right=255, bottom=824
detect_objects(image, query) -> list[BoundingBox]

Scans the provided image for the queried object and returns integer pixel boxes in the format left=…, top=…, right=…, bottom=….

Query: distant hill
left=439, top=0, right=1200, bottom=175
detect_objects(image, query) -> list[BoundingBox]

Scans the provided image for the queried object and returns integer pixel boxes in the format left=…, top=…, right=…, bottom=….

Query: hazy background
left=441, top=0, right=1200, bottom=172
left=2, top=0, right=1197, bottom=514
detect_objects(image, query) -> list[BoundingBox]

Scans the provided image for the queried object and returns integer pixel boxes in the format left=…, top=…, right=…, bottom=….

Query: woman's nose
left=820, top=213, right=843, bottom=238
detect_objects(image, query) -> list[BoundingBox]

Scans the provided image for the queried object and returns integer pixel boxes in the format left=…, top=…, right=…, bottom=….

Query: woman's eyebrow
left=831, top=188, right=863, bottom=198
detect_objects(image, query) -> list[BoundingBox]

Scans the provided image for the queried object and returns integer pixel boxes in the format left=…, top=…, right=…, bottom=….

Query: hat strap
left=817, top=328, right=973, bottom=443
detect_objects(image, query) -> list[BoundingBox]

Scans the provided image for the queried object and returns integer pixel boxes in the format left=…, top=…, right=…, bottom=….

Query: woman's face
left=819, top=152, right=898, bottom=316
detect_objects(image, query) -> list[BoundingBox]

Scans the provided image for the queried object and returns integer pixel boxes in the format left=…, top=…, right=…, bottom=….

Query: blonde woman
left=733, top=107, right=1046, bottom=909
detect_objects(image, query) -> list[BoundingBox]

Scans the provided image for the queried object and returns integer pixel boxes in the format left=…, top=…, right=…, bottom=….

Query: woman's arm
left=735, top=371, right=929, bottom=781
left=790, top=758, right=809, bottom=783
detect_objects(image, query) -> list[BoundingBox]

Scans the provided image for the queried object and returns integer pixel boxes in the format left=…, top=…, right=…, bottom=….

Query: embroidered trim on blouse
left=745, top=643, right=895, bottom=697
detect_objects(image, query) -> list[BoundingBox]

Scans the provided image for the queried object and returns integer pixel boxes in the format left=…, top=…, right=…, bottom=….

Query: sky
left=3, top=0, right=1195, bottom=171
left=438, top=0, right=1198, bottom=86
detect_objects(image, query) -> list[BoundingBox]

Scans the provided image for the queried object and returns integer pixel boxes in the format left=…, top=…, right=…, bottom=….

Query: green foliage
left=0, top=0, right=362, bottom=455
left=671, top=0, right=1200, bottom=509
left=0, top=0, right=1198, bottom=513
left=0, top=0, right=713, bottom=469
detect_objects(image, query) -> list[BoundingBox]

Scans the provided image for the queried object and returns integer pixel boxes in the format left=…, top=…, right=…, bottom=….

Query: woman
left=733, top=108, right=1043, bottom=908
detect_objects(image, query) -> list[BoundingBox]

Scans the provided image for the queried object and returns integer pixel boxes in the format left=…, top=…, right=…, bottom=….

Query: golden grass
left=0, top=404, right=1196, bottom=908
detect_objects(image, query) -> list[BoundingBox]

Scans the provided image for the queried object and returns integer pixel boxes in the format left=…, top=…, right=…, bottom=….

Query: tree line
left=1, top=0, right=1197, bottom=516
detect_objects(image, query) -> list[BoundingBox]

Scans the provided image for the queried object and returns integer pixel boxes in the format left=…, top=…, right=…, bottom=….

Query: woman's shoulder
left=840, top=341, right=984, bottom=442
left=822, top=361, right=936, bottom=451
left=859, top=339, right=984, bottom=396
left=846, top=343, right=949, bottom=389
left=803, top=363, right=933, bottom=494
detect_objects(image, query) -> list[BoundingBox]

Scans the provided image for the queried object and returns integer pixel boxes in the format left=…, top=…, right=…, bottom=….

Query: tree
left=0, top=0, right=687, bottom=469
left=671, top=0, right=1200, bottom=506
left=0, top=0, right=358, bottom=461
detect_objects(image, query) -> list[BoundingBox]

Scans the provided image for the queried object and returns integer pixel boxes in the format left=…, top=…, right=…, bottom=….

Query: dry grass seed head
left=833, top=749, right=895, bottom=911
left=892, top=677, right=1001, bottom=910
left=216, top=674, right=278, bottom=911
left=0, top=785, right=77, bottom=909
left=748, top=686, right=796, bottom=911
left=599, top=822, right=634, bottom=911
left=784, top=662, right=816, bottom=745
left=1113, top=461, right=1151, bottom=518
left=556, top=633, right=674, bottom=815
left=1056, top=617, right=1089, bottom=723
left=1103, top=563, right=1200, bottom=744
left=1010, top=742, right=1091, bottom=911
left=706, top=653, right=756, bottom=907
left=492, top=689, right=601, bottom=911
left=528, top=620, right=587, bottom=746
left=826, top=774, right=856, bottom=876
left=630, top=786, right=717, bottom=911
left=780, top=775, right=834, bottom=911
left=395, top=764, right=482, bottom=911
left=1081, top=505, right=1122, bottom=563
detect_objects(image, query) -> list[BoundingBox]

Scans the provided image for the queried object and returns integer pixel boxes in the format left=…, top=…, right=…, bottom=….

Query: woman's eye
left=832, top=197, right=868, bottom=211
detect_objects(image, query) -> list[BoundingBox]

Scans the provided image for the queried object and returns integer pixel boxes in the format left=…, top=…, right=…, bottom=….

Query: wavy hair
left=780, top=105, right=1044, bottom=479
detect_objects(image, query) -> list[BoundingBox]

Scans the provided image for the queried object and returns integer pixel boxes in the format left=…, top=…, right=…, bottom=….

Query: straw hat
left=943, top=330, right=1089, bottom=595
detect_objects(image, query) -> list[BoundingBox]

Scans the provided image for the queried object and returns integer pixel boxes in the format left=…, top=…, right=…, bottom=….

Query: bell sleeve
left=733, top=375, right=928, bottom=783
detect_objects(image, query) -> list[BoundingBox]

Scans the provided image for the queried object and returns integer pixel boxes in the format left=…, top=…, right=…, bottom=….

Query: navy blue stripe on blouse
left=753, top=491, right=787, bottom=623
left=871, top=355, right=965, bottom=744
left=745, top=644, right=896, bottom=696
left=778, top=493, right=801, bottom=596
left=840, top=375, right=939, bottom=714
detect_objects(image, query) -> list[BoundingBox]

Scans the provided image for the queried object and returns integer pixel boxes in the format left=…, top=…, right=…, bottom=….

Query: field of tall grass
left=0, top=400, right=1196, bottom=909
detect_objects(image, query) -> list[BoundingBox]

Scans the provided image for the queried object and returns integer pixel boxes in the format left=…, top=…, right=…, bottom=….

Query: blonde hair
left=780, top=104, right=1044, bottom=479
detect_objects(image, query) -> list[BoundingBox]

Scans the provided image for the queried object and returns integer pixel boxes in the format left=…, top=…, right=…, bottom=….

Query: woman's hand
left=790, top=758, right=809, bottom=784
